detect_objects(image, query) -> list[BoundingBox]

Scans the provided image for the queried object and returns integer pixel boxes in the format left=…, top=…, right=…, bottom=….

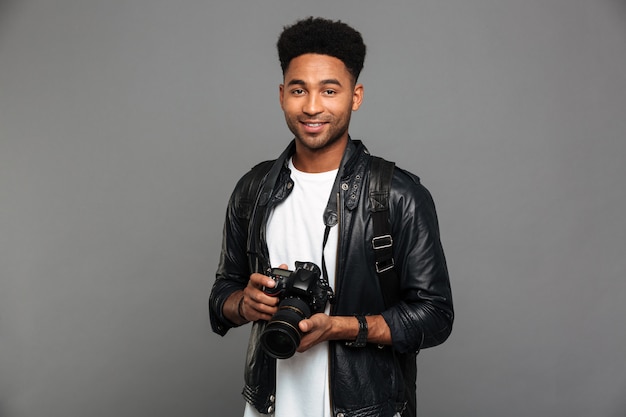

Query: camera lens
left=260, top=297, right=311, bottom=359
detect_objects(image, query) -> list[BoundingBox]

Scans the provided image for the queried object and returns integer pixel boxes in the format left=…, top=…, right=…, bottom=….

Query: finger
left=299, top=318, right=312, bottom=333
left=249, top=273, right=275, bottom=289
left=297, top=331, right=321, bottom=353
left=241, top=295, right=276, bottom=321
left=244, top=286, right=280, bottom=309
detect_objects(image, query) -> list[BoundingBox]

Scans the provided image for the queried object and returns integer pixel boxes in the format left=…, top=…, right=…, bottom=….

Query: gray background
left=1, top=1, right=625, bottom=416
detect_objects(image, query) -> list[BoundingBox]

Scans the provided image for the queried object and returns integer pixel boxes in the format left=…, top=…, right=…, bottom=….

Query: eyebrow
left=286, top=78, right=343, bottom=87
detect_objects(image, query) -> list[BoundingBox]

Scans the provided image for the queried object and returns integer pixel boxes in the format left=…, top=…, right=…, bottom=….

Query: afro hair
left=277, top=17, right=366, bottom=82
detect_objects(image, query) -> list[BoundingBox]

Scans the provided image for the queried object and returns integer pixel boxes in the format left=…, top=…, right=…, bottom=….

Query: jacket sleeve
left=209, top=188, right=250, bottom=335
left=380, top=169, right=454, bottom=353
left=209, top=163, right=269, bottom=336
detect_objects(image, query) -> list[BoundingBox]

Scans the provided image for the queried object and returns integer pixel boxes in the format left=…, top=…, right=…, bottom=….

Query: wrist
left=345, top=315, right=368, bottom=347
left=225, top=290, right=247, bottom=325
left=237, top=294, right=246, bottom=321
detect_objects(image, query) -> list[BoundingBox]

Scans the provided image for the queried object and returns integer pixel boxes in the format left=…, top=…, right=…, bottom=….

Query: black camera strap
left=320, top=224, right=334, bottom=303
left=319, top=156, right=398, bottom=308
left=368, top=156, right=399, bottom=309
left=371, top=157, right=418, bottom=417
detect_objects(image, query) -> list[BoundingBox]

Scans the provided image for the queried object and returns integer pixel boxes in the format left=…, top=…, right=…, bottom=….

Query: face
left=279, top=53, right=363, bottom=154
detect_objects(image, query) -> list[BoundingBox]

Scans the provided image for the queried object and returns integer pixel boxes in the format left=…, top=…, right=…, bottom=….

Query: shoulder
left=367, top=155, right=423, bottom=193
left=365, top=154, right=434, bottom=209
left=392, top=167, right=440, bottom=229
left=228, top=160, right=275, bottom=217
left=380, top=161, right=436, bottom=211
left=236, top=160, right=275, bottom=188
left=392, top=165, right=422, bottom=189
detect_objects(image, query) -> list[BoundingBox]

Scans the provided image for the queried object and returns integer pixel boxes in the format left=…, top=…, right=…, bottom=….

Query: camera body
left=260, top=261, right=334, bottom=359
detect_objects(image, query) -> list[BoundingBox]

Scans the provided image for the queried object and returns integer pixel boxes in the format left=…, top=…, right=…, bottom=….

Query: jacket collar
left=258, top=137, right=370, bottom=226
left=324, top=138, right=370, bottom=226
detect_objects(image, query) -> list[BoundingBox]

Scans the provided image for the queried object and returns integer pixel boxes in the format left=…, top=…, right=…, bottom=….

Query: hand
left=239, top=264, right=286, bottom=322
left=297, top=313, right=335, bottom=352
left=297, top=314, right=393, bottom=350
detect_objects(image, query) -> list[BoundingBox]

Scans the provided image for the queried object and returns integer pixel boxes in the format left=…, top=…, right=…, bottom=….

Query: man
left=210, top=17, right=453, bottom=417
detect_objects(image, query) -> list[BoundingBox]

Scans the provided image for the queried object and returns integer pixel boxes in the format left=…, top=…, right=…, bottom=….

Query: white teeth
left=306, top=123, right=323, bottom=127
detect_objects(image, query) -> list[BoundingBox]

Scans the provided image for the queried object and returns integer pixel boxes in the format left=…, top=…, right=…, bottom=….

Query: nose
left=302, top=94, right=323, bottom=116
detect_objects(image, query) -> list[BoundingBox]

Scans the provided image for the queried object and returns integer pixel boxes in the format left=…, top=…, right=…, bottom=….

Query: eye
left=291, top=89, right=305, bottom=96
left=323, top=89, right=337, bottom=95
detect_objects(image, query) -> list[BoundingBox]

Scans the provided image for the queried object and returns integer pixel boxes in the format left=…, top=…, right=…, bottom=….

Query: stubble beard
left=285, top=115, right=351, bottom=153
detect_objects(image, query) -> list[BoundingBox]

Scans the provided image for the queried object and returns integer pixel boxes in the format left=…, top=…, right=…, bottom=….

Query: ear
left=352, top=83, right=364, bottom=111
left=279, top=84, right=285, bottom=110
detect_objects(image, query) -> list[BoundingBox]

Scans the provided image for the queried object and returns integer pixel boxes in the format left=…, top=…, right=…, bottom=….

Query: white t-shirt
left=244, top=158, right=338, bottom=417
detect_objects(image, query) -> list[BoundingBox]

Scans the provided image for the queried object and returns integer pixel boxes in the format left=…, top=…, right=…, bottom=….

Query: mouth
left=300, top=120, right=328, bottom=133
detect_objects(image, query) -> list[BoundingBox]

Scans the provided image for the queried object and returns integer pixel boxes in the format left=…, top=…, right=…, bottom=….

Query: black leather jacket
left=209, top=139, right=453, bottom=417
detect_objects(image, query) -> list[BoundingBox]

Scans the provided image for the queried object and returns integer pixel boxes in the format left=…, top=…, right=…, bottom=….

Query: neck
left=292, top=137, right=348, bottom=173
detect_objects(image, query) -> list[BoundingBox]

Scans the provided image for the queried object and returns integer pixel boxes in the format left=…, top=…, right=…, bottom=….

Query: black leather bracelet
left=345, top=315, right=368, bottom=347
left=237, top=295, right=246, bottom=321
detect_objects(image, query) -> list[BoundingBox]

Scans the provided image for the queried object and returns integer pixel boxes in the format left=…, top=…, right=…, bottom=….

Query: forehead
left=283, top=53, right=353, bottom=83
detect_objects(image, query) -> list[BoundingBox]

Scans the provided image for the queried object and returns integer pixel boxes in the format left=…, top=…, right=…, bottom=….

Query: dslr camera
left=260, top=261, right=334, bottom=359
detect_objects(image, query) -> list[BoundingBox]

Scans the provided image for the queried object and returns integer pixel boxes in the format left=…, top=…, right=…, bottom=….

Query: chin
left=296, top=132, right=346, bottom=151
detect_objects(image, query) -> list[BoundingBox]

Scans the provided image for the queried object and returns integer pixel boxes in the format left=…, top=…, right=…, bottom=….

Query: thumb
left=299, top=319, right=311, bottom=333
